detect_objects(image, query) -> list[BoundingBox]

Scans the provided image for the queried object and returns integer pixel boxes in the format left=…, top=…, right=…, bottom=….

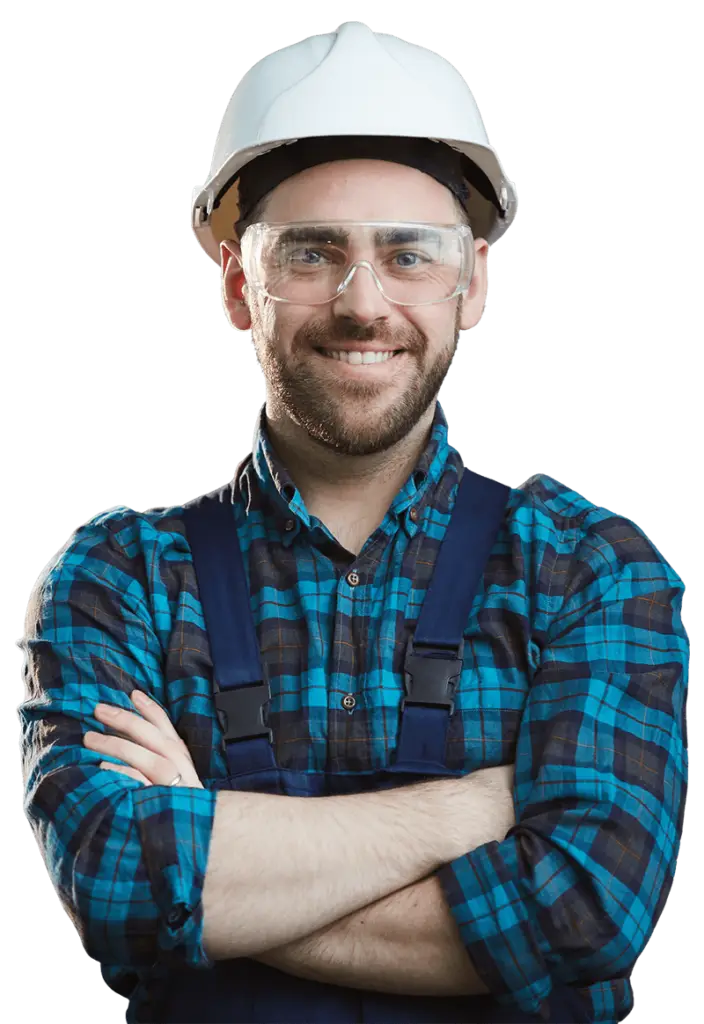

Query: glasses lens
left=244, top=222, right=470, bottom=305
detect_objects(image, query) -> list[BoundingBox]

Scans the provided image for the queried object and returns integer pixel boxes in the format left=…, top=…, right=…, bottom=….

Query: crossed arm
left=252, top=872, right=490, bottom=996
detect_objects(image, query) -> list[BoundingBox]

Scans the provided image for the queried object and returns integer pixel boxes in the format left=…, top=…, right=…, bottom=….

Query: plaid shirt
left=18, top=401, right=689, bottom=1023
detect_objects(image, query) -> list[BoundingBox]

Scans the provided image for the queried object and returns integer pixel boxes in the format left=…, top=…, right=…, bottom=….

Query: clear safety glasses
left=240, top=221, right=475, bottom=307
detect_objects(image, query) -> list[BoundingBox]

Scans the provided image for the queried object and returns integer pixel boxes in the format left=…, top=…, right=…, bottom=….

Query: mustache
left=295, top=316, right=424, bottom=349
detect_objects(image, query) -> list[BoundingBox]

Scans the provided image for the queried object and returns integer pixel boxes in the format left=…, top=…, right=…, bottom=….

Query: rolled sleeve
left=132, top=784, right=217, bottom=966
left=436, top=517, right=689, bottom=1015
left=18, top=516, right=218, bottom=970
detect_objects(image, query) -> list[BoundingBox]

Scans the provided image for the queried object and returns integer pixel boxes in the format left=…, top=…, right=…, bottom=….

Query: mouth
left=313, top=347, right=406, bottom=365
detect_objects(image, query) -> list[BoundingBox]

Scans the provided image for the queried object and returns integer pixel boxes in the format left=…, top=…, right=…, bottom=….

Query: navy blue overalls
left=145, top=468, right=590, bottom=1023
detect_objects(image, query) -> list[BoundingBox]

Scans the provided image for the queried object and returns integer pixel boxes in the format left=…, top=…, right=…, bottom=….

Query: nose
left=329, top=262, right=392, bottom=324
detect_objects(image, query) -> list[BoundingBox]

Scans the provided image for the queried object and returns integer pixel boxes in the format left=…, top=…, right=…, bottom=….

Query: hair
left=235, top=185, right=472, bottom=241
left=236, top=193, right=271, bottom=242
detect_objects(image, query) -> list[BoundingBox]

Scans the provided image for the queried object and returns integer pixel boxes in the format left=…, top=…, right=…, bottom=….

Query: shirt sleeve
left=17, top=515, right=218, bottom=970
left=435, top=511, right=689, bottom=1015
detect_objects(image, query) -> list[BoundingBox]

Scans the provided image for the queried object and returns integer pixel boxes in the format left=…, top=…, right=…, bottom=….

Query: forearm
left=202, top=778, right=463, bottom=960
left=255, top=874, right=490, bottom=997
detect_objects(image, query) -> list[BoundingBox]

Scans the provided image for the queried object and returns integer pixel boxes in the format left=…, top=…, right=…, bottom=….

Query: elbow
left=70, top=893, right=159, bottom=968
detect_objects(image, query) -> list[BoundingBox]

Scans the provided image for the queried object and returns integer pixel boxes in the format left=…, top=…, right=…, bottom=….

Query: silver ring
left=168, top=773, right=183, bottom=787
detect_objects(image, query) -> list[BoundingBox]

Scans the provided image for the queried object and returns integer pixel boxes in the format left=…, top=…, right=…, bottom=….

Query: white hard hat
left=192, top=21, right=517, bottom=265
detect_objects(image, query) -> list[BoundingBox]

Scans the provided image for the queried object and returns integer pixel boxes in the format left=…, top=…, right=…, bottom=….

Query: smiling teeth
left=323, top=350, right=397, bottom=364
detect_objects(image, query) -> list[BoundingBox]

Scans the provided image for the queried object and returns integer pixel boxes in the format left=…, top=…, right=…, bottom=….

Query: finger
left=99, top=760, right=151, bottom=785
left=90, top=697, right=204, bottom=789
left=94, top=701, right=184, bottom=762
left=129, top=689, right=184, bottom=743
left=85, top=731, right=177, bottom=785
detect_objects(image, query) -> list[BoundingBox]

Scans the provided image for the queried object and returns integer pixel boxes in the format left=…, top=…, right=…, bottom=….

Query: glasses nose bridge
left=338, top=259, right=385, bottom=298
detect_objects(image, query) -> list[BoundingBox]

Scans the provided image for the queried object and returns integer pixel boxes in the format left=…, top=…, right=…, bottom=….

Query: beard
left=250, top=302, right=462, bottom=457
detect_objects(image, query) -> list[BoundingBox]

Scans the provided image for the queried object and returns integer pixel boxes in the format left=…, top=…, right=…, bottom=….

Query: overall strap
left=389, top=467, right=511, bottom=774
left=182, top=485, right=278, bottom=782
left=182, top=468, right=511, bottom=783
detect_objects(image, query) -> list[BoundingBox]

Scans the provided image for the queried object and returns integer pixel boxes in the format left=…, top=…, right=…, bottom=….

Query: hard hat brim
left=192, top=135, right=517, bottom=266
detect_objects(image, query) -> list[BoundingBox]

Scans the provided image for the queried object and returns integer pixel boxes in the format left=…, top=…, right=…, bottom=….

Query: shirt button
left=284, top=519, right=295, bottom=531
left=342, top=693, right=357, bottom=710
left=346, top=571, right=360, bottom=587
left=409, top=506, right=418, bottom=522
left=167, top=905, right=188, bottom=928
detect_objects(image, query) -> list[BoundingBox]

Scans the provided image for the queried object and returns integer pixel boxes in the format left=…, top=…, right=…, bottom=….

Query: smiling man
left=18, top=20, right=688, bottom=1024
left=220, top=151, right=487, bottom=555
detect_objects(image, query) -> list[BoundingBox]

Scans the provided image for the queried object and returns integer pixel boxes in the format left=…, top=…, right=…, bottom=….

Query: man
left=223, top=153, right=487, bottom=561
left=18, top=21, right=688, bottom=1024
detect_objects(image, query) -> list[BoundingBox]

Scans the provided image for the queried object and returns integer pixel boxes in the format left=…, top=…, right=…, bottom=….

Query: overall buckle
left=401, top=635, right=464, bottom=715
left=214, top=681, right=273, bottom=743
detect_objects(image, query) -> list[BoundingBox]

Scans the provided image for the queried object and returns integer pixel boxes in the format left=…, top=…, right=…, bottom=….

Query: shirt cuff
left=132, top=784, right=218, bottom=969
left=436, top=836, right=554, bottom=1014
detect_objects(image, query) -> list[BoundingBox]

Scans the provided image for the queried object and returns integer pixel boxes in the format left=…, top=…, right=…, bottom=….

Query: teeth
left=322, top=350, right=398, bottom=364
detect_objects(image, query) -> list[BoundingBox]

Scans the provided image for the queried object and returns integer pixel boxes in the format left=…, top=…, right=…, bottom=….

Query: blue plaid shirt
left=18, top=401, right=689, bottom=1022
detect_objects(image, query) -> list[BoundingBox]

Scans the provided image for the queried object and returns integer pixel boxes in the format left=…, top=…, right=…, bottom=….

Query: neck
left=263, top=400, right=436, bottom=555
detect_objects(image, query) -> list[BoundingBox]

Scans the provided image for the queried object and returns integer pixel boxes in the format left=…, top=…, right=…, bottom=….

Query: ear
left=459, top=238, right=489, bottom=331
left=221, top=239, right=252, bottom=331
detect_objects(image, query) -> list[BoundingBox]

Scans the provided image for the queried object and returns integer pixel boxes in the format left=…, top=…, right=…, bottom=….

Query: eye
left=290, top=247, right=328, bottom=265
left=391, top=251, right=430, bottom=268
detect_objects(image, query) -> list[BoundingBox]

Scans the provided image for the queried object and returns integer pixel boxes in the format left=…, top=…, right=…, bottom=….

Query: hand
left=83, top=689, right=204, bottom=788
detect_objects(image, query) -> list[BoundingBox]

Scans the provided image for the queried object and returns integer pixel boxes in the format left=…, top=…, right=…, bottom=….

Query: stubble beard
left=250, top=303, right=462, bottom=456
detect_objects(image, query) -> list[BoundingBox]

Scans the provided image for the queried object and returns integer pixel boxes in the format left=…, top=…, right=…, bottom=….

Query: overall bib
left=145, top=469, right=590, bottom=1023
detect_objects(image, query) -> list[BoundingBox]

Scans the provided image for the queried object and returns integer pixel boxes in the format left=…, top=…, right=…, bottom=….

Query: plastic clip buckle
left=214, top=682, right=273, bottom=743
left=401, top=635, right=464, bottom=715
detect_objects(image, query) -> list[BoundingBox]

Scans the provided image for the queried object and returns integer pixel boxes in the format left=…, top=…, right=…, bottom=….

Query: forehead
left=261, top=159, right=458, bottom=222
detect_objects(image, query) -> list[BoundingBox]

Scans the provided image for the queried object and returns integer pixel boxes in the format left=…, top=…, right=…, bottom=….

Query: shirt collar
left=241, top=401, right=455, bottom=543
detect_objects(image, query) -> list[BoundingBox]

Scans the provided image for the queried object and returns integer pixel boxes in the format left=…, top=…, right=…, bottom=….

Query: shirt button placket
left=342, top=574, right=360, bottom=713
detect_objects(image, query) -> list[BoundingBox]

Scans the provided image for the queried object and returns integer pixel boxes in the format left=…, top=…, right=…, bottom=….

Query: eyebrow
left=273, top=226, right=444, bottom=247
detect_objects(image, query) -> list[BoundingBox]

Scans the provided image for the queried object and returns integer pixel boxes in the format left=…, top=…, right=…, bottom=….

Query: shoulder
left=508, top=471, right=683, bottom=584
left=22, top=492, right=208, bottom=638
left=35, top=500, right=187, bottom=583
